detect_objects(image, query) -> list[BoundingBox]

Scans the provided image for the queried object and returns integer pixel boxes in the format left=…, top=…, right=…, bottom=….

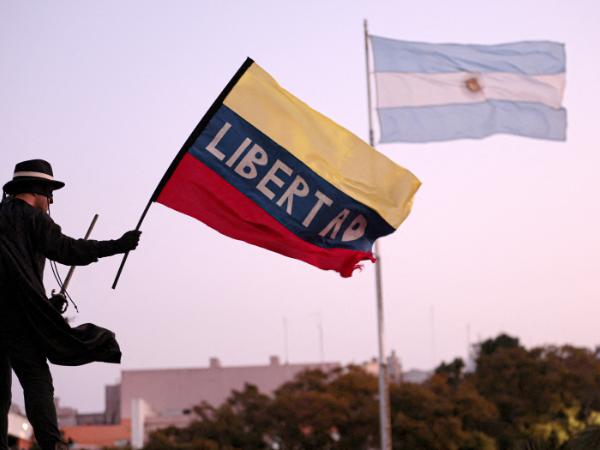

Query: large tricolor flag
left=151, top=59, right=420, bottom=277
left=370, top=36, right=567, bottom=143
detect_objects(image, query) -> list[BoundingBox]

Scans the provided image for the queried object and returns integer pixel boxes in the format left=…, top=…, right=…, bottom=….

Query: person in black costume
left=0, top=159, right=141, bottom=450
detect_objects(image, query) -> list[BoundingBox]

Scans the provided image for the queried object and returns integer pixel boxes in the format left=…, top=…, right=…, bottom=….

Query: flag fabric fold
left=370, top=36, right=567, bottom=143
left=152, top=59, right=420, bottom=277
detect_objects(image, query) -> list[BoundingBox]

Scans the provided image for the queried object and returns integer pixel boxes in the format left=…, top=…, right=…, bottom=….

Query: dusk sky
left=2, top=0, right=599, bottom=413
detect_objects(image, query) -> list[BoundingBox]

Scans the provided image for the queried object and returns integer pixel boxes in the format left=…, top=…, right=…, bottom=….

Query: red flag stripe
left=157, top=153, right=375, bottom=277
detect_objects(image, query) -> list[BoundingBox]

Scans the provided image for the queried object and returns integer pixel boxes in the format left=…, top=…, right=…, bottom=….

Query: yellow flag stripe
left=223, top=63, right=421, bottom=228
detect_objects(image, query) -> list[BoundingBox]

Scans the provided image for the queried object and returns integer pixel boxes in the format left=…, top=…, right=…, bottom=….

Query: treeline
left=141, top=334, right=600, bottom=450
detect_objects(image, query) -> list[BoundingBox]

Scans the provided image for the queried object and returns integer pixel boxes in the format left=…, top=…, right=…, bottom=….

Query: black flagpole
left=111, top=57, right=255, bottom=289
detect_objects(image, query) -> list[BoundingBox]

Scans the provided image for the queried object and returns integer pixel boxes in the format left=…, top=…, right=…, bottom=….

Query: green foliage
left=565, top=425, right=600, bottom=449
left=142, top=335, right=600, bottom=450
left=435, top=357, right=466, bottom=387
left=478, top=334, right=522, bottom=357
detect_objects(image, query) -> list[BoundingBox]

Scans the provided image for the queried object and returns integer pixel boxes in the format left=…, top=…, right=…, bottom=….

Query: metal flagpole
left=364, top=19, right=393, bottom=450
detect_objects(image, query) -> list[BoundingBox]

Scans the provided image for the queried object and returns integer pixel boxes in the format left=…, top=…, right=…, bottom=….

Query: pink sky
left=1, top=0, right=599, bottom=412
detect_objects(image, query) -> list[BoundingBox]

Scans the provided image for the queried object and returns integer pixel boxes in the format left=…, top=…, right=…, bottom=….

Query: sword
left=59, top=213, right=99, bottom=295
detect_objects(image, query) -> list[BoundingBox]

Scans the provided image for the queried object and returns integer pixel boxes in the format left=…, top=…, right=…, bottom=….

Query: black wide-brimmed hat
left=3, top=159, right=65, bottom=195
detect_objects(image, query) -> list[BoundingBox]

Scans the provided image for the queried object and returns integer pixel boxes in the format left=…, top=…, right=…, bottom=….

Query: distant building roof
left=402, top=369, right=432, bottom=384
left=57, top=356, right=341, bottom=449
left=62, top=419, right=131, bottom=450
left=120, top=356, right=339, bottom=419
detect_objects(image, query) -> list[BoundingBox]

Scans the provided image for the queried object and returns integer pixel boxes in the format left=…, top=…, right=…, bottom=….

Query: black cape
left=0, top=198, right=121, bottom=366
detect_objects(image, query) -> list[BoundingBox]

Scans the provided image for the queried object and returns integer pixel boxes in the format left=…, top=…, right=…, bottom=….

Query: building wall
left=62, top=419, right=131, bottom=450
left=105, top=384, right=121, bottom=424
left=75, top=412, right=108, bottom=426
left=120, top=357, right=338, bottom=419
left=7, top=410, right=33, bottom=447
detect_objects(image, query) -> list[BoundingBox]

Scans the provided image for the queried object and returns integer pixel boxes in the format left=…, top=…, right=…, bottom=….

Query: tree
left=477, top=334, right=521, bottom=357
left=565, top=425, right=600, bottom=449
left=390, top=377, right=497, bottom=449
left=472, top=336, right=600, bottom=448
left=268, top=367, right=379, bottom=449
left=141, top=335, right=600, bottom=450
left=144, top=384, right=272, bottom=450
left=435, top=357, right=466, bottom=387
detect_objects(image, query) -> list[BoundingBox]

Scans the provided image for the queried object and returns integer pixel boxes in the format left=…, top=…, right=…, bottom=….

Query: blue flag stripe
left=371, top=36, right=566, bottom=75
left=378, top=100, right=567, bottom=143
left=189, top=104, right=396, bottom=252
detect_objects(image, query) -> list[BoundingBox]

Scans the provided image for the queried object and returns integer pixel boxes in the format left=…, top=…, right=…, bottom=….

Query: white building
left=7, top=406, right=33, bottom=449
left=62, top=356, right=339, bottom=449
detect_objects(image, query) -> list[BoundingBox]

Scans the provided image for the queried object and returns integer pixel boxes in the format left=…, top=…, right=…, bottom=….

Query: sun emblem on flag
left=465, top=76, right=482, bottom=93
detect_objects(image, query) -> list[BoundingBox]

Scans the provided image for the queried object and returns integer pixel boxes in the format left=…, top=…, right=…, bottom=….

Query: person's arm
left=33, top=210, right=140, bottom=266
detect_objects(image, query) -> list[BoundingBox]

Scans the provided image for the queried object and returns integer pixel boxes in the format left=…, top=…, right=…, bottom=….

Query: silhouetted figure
left=0, top=159, right=141, bottom=450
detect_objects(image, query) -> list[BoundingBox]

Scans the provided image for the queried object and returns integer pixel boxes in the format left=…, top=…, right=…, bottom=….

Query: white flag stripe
left=375, top=72, right=565, bottom=109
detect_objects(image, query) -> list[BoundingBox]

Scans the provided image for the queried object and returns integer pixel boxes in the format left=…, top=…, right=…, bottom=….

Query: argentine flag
left=370, top=36, right=567, bottom=143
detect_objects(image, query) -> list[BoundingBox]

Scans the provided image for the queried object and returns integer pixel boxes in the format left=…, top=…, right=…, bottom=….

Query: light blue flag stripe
left=371, top=36, right=566, bottom=75
left=378, top=100, right=567, bottom=143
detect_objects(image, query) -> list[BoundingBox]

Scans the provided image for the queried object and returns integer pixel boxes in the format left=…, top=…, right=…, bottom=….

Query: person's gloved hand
left=115, top=230, right=142, bottom=253
left=48, top=293, right=68, bottom=314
